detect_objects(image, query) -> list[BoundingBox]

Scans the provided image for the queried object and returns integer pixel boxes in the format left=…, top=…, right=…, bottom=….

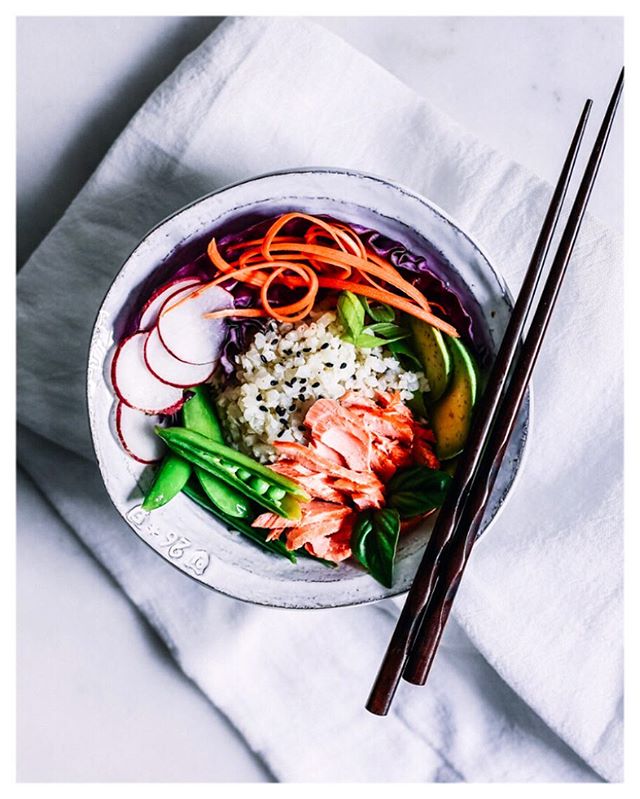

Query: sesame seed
left=340, top=362, right=347, bottom=369
left=321, top=342, right=330, bottom=350
left=259, top=405, right=268, bottom=412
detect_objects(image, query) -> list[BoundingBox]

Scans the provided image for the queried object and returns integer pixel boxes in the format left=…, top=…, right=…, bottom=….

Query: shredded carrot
left=261, top=213, right=353, bottom=261
left=207, top=239, right=234, bottom=274
left=200, top=213, right=458, bottom=337
left=261, top=263, right=319, bottom=322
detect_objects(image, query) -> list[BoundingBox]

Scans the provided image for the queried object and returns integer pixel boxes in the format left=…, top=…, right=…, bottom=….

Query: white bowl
left=87, top=168, right=530, bottom=609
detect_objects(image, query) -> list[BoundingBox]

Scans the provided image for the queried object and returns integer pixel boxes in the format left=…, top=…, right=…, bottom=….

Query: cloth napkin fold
left=17, top=16, right=622, bottom=781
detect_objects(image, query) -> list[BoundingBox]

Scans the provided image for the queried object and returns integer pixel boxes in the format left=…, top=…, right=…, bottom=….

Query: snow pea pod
left=183, top=387, right=251, bottom=519
left=182, top=385, right=225, bottom=439
left=141, top=453, right=191, bottom=511
left=156, top=427, right=308, bottom=520
left=182, top=480, right=296, bottom=563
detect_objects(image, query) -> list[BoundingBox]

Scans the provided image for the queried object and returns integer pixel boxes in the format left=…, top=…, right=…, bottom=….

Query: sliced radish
left=111, top=332, right=185, bottom=414
left=158, top=283, right=234, bottom=365
left=115, top=401, right=165, bottom=464
left=139, top=277, right=201, bottom=331
left=144, top=326, right=214, bottom=388
left=103, top=344, right=118, bottom=392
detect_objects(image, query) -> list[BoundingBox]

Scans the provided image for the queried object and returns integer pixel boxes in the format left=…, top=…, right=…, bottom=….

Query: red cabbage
left=120, top=213, right=490, bottom=370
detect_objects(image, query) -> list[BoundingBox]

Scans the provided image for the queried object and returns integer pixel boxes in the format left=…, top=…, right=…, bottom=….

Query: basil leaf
left=387, top=466, right=452, bottom=518
left=363, top=322, right=409, bottom=339
left=367, top=302, right=395, bottom=323
left=352, top=508, right=401, bottom=588
left=387, top=338, right=423, bottom=371
left=353, top=333, right=390, bottom=348
left=337, top=291, right=365, bottom=340
left=357, top=294, right=371, bottom=316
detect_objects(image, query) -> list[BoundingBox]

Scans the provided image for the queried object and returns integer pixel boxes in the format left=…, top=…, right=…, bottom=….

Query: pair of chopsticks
left=367, top=68, right=624, bottom=716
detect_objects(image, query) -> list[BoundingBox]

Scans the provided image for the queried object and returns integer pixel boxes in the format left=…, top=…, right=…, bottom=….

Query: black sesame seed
left=302, top=347, right=311, bottom=353
left=321, top=342, right=330, bottom=350
left=312, top=381, right=320, bottom=388
left=298, top=393, right=306, bottom=401
left=260, top=355, right=267, bottom=363
left=276, top=406, right=285, bottom=415
left=340, top=362, right=347, bottom=369
left=257, top=393, right=263, bottom=401
left=270, top=379, right=278, bottom=386
left=259, top=405, right=268, bottom=412
left=299, top=377, right=307, bottom=383
left=291, top=377, right=298, bottom=383
left=324, top=362, right=333, bottom=367
left=289, top=404, right=296, bottom=412
left=298, top=425, right=305, bottom=431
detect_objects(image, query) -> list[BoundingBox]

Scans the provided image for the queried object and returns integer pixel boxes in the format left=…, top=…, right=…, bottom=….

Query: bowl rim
left=86, top=166, right=530, bottom=609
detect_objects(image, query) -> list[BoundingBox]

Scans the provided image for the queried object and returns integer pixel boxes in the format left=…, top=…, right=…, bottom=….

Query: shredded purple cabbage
left=120, top=213, right=490, bottom=370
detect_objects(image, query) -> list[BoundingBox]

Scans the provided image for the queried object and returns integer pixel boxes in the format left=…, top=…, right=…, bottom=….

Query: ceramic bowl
left=87, top=168, right=530, bottom=609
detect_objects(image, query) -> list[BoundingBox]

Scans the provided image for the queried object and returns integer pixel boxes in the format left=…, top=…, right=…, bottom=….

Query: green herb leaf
left=363, top=322, right=409, bottom=339
left=352, top=508, right=401, bottom=588
left=353, top=333, right=390, bottom=348
left=387, top=338, right=423, bottom=371
left=387, top=466, right=452, bottom=519
left=337, top=291, right=365, bottom=340
left=367, top=301, right=395, bottom=323
left=357, top=294, right=371, bottom=316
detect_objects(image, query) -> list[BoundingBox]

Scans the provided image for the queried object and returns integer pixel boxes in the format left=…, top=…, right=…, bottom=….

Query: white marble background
left=16, top=15, right=623, bottom=781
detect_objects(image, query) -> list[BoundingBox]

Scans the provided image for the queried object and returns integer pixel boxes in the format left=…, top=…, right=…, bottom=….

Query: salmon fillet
left=304, top=516, right=354, bottom=563
left=273, top=441, right=381, bottom=488
left=263, top=391, right=439, bottom=560
left=304, top=398, right=371, bottom=471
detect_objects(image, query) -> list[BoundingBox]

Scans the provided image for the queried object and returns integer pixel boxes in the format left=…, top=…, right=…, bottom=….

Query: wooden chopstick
left=366, top=67, right=623, bottom=716
left=402, top=67, right=624, bottom=688
left=365, top=99, right=592, bottom=717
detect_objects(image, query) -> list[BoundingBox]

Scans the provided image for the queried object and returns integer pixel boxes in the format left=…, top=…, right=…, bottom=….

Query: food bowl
left=87, top=168, right=530, bottom=609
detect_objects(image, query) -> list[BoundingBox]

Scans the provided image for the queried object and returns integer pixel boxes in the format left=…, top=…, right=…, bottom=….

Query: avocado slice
left=409, top=317, right=451, bottom=402
left=430, top=337, right=478, bottom=460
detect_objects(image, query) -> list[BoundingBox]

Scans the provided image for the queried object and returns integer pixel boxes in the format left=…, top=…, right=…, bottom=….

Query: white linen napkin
left=17, top=16, right=622, bottom=781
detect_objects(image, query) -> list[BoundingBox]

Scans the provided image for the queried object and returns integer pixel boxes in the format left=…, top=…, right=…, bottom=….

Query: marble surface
left=16, top=15, right=623, bottom=782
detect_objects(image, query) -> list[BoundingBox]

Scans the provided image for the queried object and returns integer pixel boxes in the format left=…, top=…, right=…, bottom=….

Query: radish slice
left=139, top=277, right=201, bottom=331
left=158, top=283, right=234, bottom=365
left=115, top=401, right=165, bottom=464
left=103, top=344, right=117, bottom=392
left=111, top=332, right=185, bottom=414
left=144, top=326, right=214, bottom=387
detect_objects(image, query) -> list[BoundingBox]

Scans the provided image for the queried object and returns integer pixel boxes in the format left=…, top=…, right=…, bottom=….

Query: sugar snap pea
left=182, top=481, right=296, bottom=563
left=182, top=386, right=251, bottom=519
left=141, top=453, right=191, bottom=511
left=156, top=427, right=309, bottom=520
left=182, top=385, right=224, bottom=438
